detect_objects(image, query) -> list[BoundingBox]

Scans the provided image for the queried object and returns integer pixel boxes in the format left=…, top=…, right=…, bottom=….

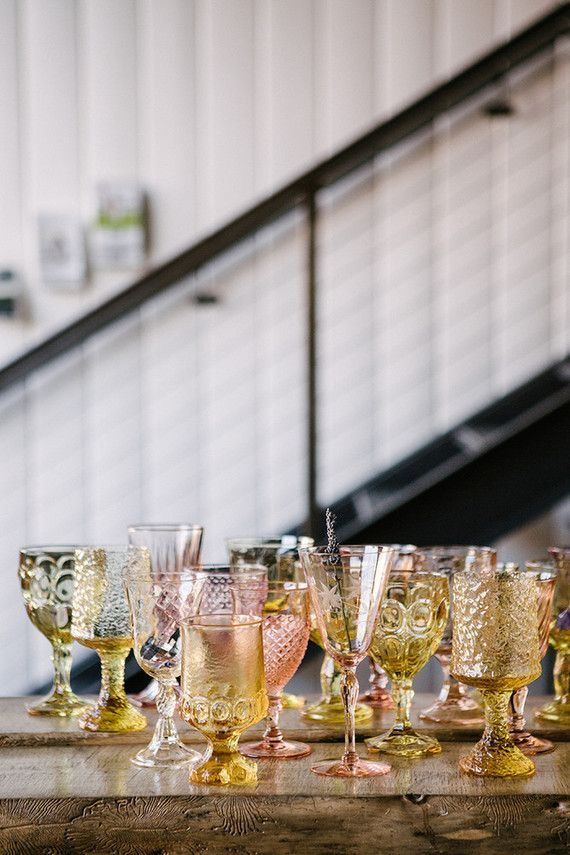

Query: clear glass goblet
left=241, top=581, right=311, bottom=759
left=536, top=546, right=570, bottom=725
left=452, top=564, right=541, bottom=777
left=125, top=568, right=205, bottom=767
left=71, top=546, right=148, bottom=733
left=299, top=544, right=395, bottom=778
left=18, top=547, right=89, bottom=717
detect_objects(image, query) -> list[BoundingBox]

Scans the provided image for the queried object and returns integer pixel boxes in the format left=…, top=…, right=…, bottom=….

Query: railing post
left=306, top=190, right=318, bottom=538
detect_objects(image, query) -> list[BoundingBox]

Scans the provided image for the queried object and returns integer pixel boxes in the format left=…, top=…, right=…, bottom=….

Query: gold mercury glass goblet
left=508, top=562, right=557, bottom=755
left=536, top=546, right=570, bottom=725
left=71, top=546, right=148, bottom=733
left=452, top=563, right=541, bottom=777
left=418, top=546, right=495, bottom=726
left=365, top=560, right=449, bottom=757
left=299, top=544, right=395, bottom=777
left=125, top=568, right=206, bottom=767
left=18, top=547, right=89, bottom=717
left=180, top=614, right=268, bottom=786
left=241, top=581, right=311, bottom=759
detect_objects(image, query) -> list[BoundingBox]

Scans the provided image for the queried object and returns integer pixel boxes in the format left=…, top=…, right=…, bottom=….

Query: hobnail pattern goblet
left=180, top=614, right=268, bottom=785
left=536, top=546, right=570, bottom=725
left=452, top=564, right=541, bottom=777
left=300, top=544, right=395, bottom=778
left=18, top=547, right=89, bottom=717
left=241, top=581, right=311, bottom=759
left=71, top=546, right=148, bottom=733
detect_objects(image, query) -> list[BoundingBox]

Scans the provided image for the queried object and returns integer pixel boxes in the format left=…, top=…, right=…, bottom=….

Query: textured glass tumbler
left=300, top=545, right=395, bottom=778
left=71, top=547, right=148, bottom=733
left=241, top=582, right=311, bottom=759
left=452, top=565, right=541, bottom=777
left=19, top=547, right=89, bottom=717
left=125, top=569, right=205, bottom=767
left=536, top=547, right=570, bottom=725
left=180, top=614, right=268, bottom=786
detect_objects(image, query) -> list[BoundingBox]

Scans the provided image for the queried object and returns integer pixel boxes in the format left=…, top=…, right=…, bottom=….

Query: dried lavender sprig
left=325, top=508, right=340, bottom=565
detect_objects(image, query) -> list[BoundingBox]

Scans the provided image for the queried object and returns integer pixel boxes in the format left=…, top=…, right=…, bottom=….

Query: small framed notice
left=38, top=214, right=87, bottom=288
left=90, top=182, right=147, bottom=271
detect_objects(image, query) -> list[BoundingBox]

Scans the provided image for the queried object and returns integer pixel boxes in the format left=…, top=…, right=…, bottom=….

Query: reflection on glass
left=536, top=546, right=570, bottom=725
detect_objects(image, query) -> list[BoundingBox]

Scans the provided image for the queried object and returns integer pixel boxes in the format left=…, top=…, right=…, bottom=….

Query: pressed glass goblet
left=508, top=562, right=557, bottom=755
left=71, top=546, right=148, bottom=733
left=452, top=564, right=541, bottom=777
left=125, top=568, right=205, bottom=767
left=365, top=562, right=449, bottom=757
left=18, top=547, right=89, bottom=717
left=418, top=546, right=495, bottom=726
left=197, top=565, right=268, bottom=617
left=536, top=546, right=570, bottom=725
left=299, top=544, right=395, bottom=778
left=241, top=581, right=311, bottom=759
left=180, top=614, right=268, bottom=785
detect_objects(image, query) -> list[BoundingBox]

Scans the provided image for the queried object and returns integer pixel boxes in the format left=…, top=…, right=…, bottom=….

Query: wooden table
left=1, top=696, right=568, bottom=853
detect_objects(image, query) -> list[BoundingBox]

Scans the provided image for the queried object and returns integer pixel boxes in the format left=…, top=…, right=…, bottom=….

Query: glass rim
left=416, top=545, right=495, bottom=555
left=74, top=545, right=148, bottom=555
left=128, top=523, right=204, bottom=532
left=20, top=545, right=80, bottom=556
left=524, top=560, right=558, bottom=580
left=182, top=613, right=262, bottom=628
left=188, top=563, right=267, bottom=575
left=548, top=545, right=570, bottom=555
left=226, top=535, right=314, bottom=547
left=298, top=544, right=396, bottom=555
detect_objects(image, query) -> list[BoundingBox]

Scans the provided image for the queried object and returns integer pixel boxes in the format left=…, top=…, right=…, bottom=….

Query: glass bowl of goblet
left=71, top=546, right=148, bottom=733
left=508, top=562, right=557, bottom=755
left=241, top=581, right=311, bottom=759
left=365, top=560, right=449, bottom=757
left=180, top=613, right=268, bottom=786
left=197, top=565, right=268, bottom=617
left=418, top=546, right=495, bottom=726
left=452, top=563, right=541, bottom=777
left=18, top=547, right=89, bottom=717
left=299, top=544, right=396, bottom=778
left=124, top=567, right=206, bottom=767
left=536, top=546, right=570, bottom=725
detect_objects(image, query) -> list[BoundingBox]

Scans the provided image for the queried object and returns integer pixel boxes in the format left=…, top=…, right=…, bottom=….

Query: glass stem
left=151, top=680, right=179, bottom=746
left=480, top=689, right=514, bottom=749
left=99, top=650, right=129, bottom=709
left=320, top=653, right=341, bottom=703
left=553, top=651, right=570, bottom=703
left=509, top=685, right=528, bottom=733
left=263, top=694, right=284, bottom=749
left=211, top=734, right=240, bottom=758
left=341, top=666, right=359, bottom=769
left=370, top=659, right=389, bottom=691
left=52, top=642, right=73, bottom=697
left=391, top=679, right=413, bottom=732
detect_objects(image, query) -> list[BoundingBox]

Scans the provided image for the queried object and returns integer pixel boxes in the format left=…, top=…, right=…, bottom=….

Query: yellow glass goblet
left=180, top=614, right=268, bottom=785
left=19, top=547, right=89, bottom=717
left=71, top=546, right=148, bottom=733
left=365, top=562, right=449, bottom=757
left=536, top=546, right=570, bottom=725
left=452, top=564, right=541, bottom=777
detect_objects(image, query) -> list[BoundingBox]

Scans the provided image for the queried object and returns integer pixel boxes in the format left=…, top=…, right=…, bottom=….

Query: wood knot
left=405, top=794, right=428, bottom=805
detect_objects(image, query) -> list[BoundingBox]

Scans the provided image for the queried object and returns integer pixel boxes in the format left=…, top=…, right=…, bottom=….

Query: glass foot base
left=511, top=731, right=555, bottom=756
left=459, top=741, right=535, bottom=777
left=27, top=691, right=89, bottom=718
left=131, top=740, right=201, bottom=768
left=366, top=728, right=442, bottom=758
left=535, top=699, right=570, bottom=725
left=79, top=700, right=147, bottom=733
left=311, top=757, right=391, bottom=778
left=281, top=692, right=305, bottom=709
left=190, top=751, right=258, bottom=786
left=240, top=739, right=311, bottom=759
left=303, top=699, right=373, bottom=724
left=419, top=697, right=485, bottom=726
left=359, top=689, right=394, bottom=710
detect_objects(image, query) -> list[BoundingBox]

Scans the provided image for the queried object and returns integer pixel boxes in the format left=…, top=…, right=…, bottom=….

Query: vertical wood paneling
left=0, top=1, right=22, bottom=268
left=434, top=0, right=496, bottom=78
left=550, top=37, right=570, bottom=359
left=375, top=0, right=434, bottom=114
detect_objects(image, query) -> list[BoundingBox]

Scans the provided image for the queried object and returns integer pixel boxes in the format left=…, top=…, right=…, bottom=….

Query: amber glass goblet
left=418, top=546, right=495, bottom=726
left=241, top=581, right=311, bottom=759
left=71, top=547, right=148, bottom=733
left=508, top=562, right=557, bottom=755
left=19, top=547, right=89, bottom=717
left=536, top=547, right=570, bottom=725
left=452, top=564, right=541, bottom=777
left=125, top=568, right=205, bottom=767
left=299, top=545, right=395, bottom=777
left=366, top=562, right=449, bottom=757
left=180, top=614, right=268, bottom=786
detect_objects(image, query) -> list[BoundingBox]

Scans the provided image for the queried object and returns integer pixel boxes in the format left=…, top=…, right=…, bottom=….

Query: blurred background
left=1, top=0, right=569, bottom=698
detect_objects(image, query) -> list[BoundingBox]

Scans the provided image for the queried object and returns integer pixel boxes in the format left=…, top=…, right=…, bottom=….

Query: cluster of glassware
left=18, top=527, right=569, bottom=784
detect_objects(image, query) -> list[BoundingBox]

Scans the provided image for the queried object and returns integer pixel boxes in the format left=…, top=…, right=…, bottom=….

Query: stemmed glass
left=18, top=547, right=89, bottom=717
left=418, top=546, right=494, bottom=725
left=71, top=546, right=148, bottom=733
left=365, top=558, right=449, bottom=757
left=241, top=581, right=311, bottom=759
left=125, top=568, right=205, bottom=767
left=197, top=565, right=268, bottom=617
left=536, top=546, right=570, bottom=725
left=509, top=562, right=557, bottom=755
left=299, top=544, right=395, bottom=777
left=452, top=563, right=541, bottom=777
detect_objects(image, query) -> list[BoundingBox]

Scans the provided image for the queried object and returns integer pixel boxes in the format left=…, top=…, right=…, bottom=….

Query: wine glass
left=124, top=568, right=206, bottom=767
left=365, top=558, right=449, bottom=757
left=299, top=544, right=395, bottom=777
left=71, top=546, right=148, bottom=733
left=536, top=546, right=570, bottom=725
left=509, top=561, right=557, bottom=754
left=452, top=563, right=541, bottom=777
left=241, top=581, right=311, bottom=759
left=18, top=547, right=89, bottom=717
left=180, top=614, right=268, bottom=785
left=418, top=546, right=495, bottom=725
